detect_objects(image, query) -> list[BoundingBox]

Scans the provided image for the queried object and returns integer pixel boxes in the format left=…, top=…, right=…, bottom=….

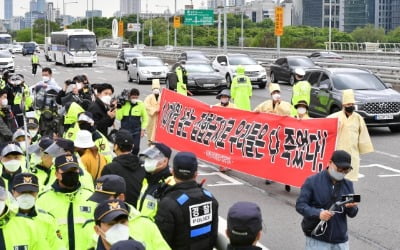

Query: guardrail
left=97, top=47, right=400, bottom=86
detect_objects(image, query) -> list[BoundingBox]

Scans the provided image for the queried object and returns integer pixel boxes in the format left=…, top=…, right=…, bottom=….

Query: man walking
left=31, top=52, right=40, bottom=76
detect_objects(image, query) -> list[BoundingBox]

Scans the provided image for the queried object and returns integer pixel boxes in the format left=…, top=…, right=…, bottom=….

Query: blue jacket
left=296, top=169, right=358, bottom=244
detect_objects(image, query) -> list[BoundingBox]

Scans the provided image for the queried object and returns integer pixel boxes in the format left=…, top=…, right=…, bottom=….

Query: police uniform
left=155, top=152, right=219, bottom=250
left=37, top=154, right=96, bottom=250
left=0, top=144, right=27, bottom=191
left=176, top=65, right=188, bottom=96
left=230, top=66, right=252, bottom=111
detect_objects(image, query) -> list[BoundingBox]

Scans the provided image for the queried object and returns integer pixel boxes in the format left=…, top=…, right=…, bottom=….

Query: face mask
left=61, top=172, right=80, bottom=187
left=144, top=158, right=158, bottom=172
left=220, top=97, right=229, bottom=104
left=153, top=89, right=160, bottom=95
left=297, top=107, right=307, bottom=115
left=105, top=223, right=130, bottom=245
left=29, top=129, right=38, bottom=138
left=16, top=194, right=35, bottom=210
left=42, top=76, right=50, bottom=83
left=344, top=105, right=355, bottom=113
left=19, top=142, right=27, bottom=152
left=328, top=166, right=346, bottom=181
left=131, top=99, right=137, bottom=105
left=3, top=159, right=21, bottom=172
left=76, top=83, right=83, bottom=90
left=272, top=93, right=281, bottom=101
left=1, top=99, right=7, bottom=107
left=100, top=95, right=112, bottom=105
left=79, top=123, right=92, bottom=131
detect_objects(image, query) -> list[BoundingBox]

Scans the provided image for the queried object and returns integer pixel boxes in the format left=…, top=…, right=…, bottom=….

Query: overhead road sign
left=127, top=23, right=140, bottom=32
left=184, top=9, right=214, bottom=26
left=173, top=16, right=181, bottom=28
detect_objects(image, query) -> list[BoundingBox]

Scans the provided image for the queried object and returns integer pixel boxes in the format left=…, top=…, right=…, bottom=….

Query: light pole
left=174, top=0, right=177, bottom=48
left=86, top=0, right=89, bottom=29
left=240, top=9, right=244, bottom=49
left=156, top=5, right=170, bottom=46
left=91, top=0, right=94, bottom=31
left=223, top=2, right=227, bottom=53
left=328, top=0, right=332, bottom=51
left=217, top=6, right=222, bottom=50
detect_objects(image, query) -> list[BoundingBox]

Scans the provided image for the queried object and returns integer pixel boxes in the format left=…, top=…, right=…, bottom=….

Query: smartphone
left=341, top=194, right=361, bottom=203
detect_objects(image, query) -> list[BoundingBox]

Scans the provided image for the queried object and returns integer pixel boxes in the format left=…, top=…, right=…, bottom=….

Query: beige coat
left=328, top=110, right=374, bottom=181
left=144, top=93, right=160, bottom=143
left=254, top=100, right=292, bottom=115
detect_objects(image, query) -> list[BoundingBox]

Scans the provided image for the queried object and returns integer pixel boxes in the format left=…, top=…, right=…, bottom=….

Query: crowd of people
left=0, top=58, right=374, bottom=250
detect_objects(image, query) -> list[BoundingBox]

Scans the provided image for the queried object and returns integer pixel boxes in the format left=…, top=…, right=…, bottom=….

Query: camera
left=116, top=89, right=130, bottom=108
left=341, top=194, right=361, bottom=203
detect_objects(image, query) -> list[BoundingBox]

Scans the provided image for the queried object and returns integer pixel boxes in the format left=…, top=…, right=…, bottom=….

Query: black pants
left=131, top=132, right=141, bottom=155
left=32, top=64, right=38, bottom=75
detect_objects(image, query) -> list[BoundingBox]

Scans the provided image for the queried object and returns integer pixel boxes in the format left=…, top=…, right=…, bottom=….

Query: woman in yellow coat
left=254, top=83, right=292, bottom=115
left=144, top=79, right=161, bottom=145
left=328, top=89, right=374, bottom=181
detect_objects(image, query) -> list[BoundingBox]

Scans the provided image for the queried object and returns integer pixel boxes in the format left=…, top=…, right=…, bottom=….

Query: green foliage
left=350, top=24, right=386, bottom=43
left=386, top=27, right=400, bottom=43
left=15, top=19, right=62, bottom=43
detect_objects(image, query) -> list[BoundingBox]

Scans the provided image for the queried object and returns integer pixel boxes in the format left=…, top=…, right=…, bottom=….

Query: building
left=375, top=0, right=400, bottom=31
left=341, top=0, right=375, bottom=32
left=86, top=10, right=102, bottom=18
left=24, top=10, right=45, bottom=29
left=4, top=0, right=13, bottom=20
left=30, top=0, right=37, bottom=12
left=37, top=0, right=46, bottom=13
left=120, top=0, right=140, bottom=16
left=47, top=2, right=55, bottom=22
left=10, top=16, right=25, bottom=31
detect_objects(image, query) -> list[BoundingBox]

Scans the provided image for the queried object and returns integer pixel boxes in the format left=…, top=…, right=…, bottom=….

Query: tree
left=386, top=27, right=400, bottom=43
left=350, top=24, right=386, bottom=43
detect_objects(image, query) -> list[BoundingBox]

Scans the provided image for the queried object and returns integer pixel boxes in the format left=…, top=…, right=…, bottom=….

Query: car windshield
left=228, top=56, right=257, bottom=65
left=333, top=72, right=386, bottom=90
left=139, top=58, right=163, bottom=66
left=24, top=43, right=35, bottom=48
left=288, top=57, right=315, bottom=67
left=0, top=37, right=11, bottom=44
left=0, top=53, right=11, bottom=58
left=185, top=63, right=215, bottom=73
left=69, top=35, right=96, bottom=51
left=187, top=54, right=208, bottom=60
left=125, top=53, right=142, bottom=58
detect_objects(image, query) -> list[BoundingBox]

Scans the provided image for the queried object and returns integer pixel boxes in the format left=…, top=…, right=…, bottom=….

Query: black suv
left=305, top=68, right=400, bottom=133
left=116, top=49, right=143, bottom=70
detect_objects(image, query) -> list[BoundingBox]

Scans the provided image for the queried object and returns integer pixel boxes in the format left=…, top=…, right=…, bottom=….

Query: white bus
left=0, top=34, right=12, bottom=52
left=49, top=29, right=97, bottom=67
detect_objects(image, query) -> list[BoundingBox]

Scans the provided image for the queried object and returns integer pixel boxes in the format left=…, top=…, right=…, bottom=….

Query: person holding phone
left=295, top=150, right=359, bottom=250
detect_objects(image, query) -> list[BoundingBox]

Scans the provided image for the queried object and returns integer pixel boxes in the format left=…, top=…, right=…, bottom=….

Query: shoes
left=285, top=185, right=291, bottom=192
left=219, top=166, right=229, bottom=172
left=265, top=180, right=273, bottom=185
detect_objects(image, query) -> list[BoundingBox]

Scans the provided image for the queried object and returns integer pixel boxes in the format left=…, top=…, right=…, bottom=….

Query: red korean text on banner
left=155, top=89, right=338, bottom=187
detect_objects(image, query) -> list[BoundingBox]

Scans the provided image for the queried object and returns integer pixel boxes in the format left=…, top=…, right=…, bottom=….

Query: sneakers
left=285, top=185, right=291, bottom=192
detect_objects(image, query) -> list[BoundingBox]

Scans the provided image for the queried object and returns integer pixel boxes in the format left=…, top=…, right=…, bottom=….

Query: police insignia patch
left=100, top=144, right=106, bottom=151
left=96, top=182, right=103, bottom=191
left=23, top=176, right=32, bottom=184
left=108, top=201, right=121, bottom=210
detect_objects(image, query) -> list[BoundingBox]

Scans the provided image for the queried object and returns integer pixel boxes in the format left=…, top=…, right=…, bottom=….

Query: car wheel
left=166, top=78, right=171, bottom=90
left=88, top=63, right=93, bottom=67
left=63, top=56, right=67, bottom=66
left=127, top=72, right=133, bottom=82
left=270, top=72, right=277, bottom=83
left=289, top=74, right=295, bottom=86
left=137, top=74, right=141, bottom=85
left=226, top=75, right=232, bottom=88
left=116, top=63, right=120, bottom=70
left=124, top=63, right=128, bottom=70
left=258, top=82, right=266, bottom=89
left=389, top=125, right=400, bottom=133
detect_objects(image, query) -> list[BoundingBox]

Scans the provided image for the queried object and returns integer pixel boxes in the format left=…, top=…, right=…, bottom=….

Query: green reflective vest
left=176, top=66, right=188, bottom=96
left=291, top=80, right=311, bottom=115
left=230, top=74, right=252, bottom=111
left=31, top=54, right=39, bottom=64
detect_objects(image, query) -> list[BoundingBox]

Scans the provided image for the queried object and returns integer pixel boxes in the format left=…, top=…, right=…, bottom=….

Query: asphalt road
left=13, top=53, right=400, bottom=250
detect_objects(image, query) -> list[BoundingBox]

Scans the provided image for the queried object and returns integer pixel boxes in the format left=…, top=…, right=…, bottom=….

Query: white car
left=127, top=56, right=168, bottom=84
left=212, top=53, right=268, bottom=89
left=12, top=44, right=23, bottom=54
left=0, top=51, right=15, bottom=73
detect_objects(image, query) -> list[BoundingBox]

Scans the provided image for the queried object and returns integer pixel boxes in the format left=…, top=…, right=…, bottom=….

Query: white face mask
left=0, top=201, right=5, bottom=215
left=19, top=141, right=27, bottom=152
left=105, top=223, right=130, bottom=245
left=3, top=159, right=21, bottom=172
left=29, top=129, right=38, bottom=138
left=144, top=158, right=159, bottom=172
left=220, top=97, right=229, bottom=104
left=1, top=98, right=8, bottom=107
left=153, top=89, right=160, bottom=95
left=130, top=99, right=137, bottom=105
left=328, top=166, right=346, bottom=181
left=76, top=83, right=83, bottom=90
left=297, top=107, right=307, bottom=115
left=16, top=194, right=35, bottom=210
left=42, top=76, right=50, bottom=83
left=100, top=95, right=112, bottom=105
left=272, top=93, right=281, bottom=101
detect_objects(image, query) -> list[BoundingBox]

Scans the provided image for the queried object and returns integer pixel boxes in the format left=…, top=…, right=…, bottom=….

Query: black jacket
left=155, top=180, right=219, bottom=250
left=101, top=153, right=145, bottom=207
left=227, top=245, right=263, bottom=250
left=87, top=98, right=114, bottom=136
left=296, top=169, right=358, bottom=243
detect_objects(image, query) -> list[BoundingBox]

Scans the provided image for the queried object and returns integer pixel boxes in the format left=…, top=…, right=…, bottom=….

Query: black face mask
left=61, top=172, right=80, bottom=187
left=344, top=105, right=355, bottom=113
left=79, top=123, right=92, bottom=131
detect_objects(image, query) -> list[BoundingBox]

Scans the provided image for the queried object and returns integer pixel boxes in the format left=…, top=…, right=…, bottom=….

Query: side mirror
left=215, top=69, right=220, bottom=72
left=385, top=83, right=393, bottom=88
left=220, top=62, right=227, bottom=66
left=12, top=55, right=15, bottom=58
left=164, top=63, right=169, bottom=66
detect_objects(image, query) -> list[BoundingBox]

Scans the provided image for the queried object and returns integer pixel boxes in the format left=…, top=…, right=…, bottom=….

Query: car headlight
left=221, top=79, right=227, bottom=83
left=188, top=79, right=195, bottom=84
left=141, top=70, right=150, bottom=74
left=260, top=69, right=266, bottom=74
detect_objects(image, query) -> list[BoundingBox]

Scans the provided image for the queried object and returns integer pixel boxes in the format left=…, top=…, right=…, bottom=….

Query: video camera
left=112, top=89, right=130, bottom=109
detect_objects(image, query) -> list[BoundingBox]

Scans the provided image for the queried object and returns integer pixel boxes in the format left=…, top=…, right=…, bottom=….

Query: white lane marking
left=378, top=174, right=400, bottom=178
left=374, top=150, right=400, bottom=159
left=198, top=172, right=243, bottom=187
left=360, top=164, right=400, bottom=178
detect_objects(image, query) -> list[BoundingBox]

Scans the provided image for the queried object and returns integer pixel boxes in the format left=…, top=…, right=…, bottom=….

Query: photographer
left=0, top=89, right=14, bottom=141
left=116, top=88, right=148, bottom=155
left=56, top=76, right=91, bottom=110
left=296, top=150, right=359, bottom=250
left=88, top=83, right=115, bottom=136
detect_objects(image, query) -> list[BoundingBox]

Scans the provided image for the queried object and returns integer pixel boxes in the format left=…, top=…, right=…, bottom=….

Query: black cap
left=140, top=143, right=172, bottom=159
left=216, top=89, right=231, bottom=99
left=331, top=150, right=352, bottom=169
left=28, top=137, right=54, bottom=154
left=27, top=117, right=39, bottom=129
left=294, top=100, right=309, bottom=109
left=88, top=175, right=127, bottom=203
left=94, top=199, right=129, bottom=223
left=173, top=152, right=198, bottom=179
left=153, top=143, right=172, bottom=159
left=227, top=201, right=262, bottom=239
left=55, top=138, right=75, bottom=153
left=54, top=154, right=79, bottom=171
left=110, top=240, right=145, bottom=250
left=114, top=129, right=134, bottom=146
left=12, top=173, right=39, bottom=193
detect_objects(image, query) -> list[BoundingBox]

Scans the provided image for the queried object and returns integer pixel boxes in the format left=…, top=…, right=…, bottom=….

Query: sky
left=0, top=0, right=206, bottom=19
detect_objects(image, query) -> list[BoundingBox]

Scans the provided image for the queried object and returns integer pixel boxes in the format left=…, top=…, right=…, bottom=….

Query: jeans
left=305, top=237, right=349, bottom=250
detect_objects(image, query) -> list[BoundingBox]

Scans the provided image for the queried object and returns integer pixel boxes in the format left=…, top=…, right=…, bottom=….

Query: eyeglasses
left=333, top=163, right=352, bottom=174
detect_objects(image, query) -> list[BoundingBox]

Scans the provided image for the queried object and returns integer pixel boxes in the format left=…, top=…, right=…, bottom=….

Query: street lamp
left=63, top=0, right=78, bottom=26
left=156, top=5, right=170, bottom=46
left=328, top=0, right=332, bottom=51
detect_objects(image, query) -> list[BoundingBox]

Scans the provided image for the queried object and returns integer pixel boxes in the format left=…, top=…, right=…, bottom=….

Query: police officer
left=155, top=152, right=219, bottom=250
left=88, top=175, right=171, bottom=250
left=291, top=68, right=311, bottom=116
left=0, top=89, right=13, bottom=141
left=137, top=142, right=173, bottom=219
left=230, top=65, right=252, bottom=111
left=0, top=182, right=44, bottom=249
left=36, top=153, right=96, bottom=250
left=11, top=173, right=63, bottom=249
left=226, top=202, right=264, bottom=249
left=31, top=52, right=40, bottom=76
left=175, top=61, right=191, bottom=96
left=0, top=143, right=26, bottom=190
left=116, top=88, right=148, bottom=155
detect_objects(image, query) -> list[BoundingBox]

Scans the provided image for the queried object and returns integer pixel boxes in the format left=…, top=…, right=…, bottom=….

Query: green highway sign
left=184, top=9, right=214, bottom=26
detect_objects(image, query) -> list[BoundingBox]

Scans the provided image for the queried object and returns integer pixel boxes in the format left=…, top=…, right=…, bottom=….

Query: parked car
left=22, top=42, right=36, bottom=56
left=178, top=51, right=210, bottom=62
left=116, top=48, right=143, bottom=70
left=270, top=56, right=319, bottom=85
left=127, top=56, right=168, bottom=84
left=166, top=61, right=228, bottom=93
left=11, top=44, right=23, bottom=54
left=212, top=53, right=267, bottom=89
left=308, top=51, right=343, bottom=61
left=305, top=67, right=400, bottom=133
left=0, top=51, right=15, bottom=73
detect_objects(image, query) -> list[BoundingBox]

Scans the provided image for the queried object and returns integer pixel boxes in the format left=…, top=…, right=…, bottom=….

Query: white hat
left=269, top=83, right=281, bottom=94
left=342, top=89, right=355, bottom=104
left=74, top=130, right=95, bottom=148
left=152, top=79, right=160, bottom=89
left=294, top=68, right=306, bottom=76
